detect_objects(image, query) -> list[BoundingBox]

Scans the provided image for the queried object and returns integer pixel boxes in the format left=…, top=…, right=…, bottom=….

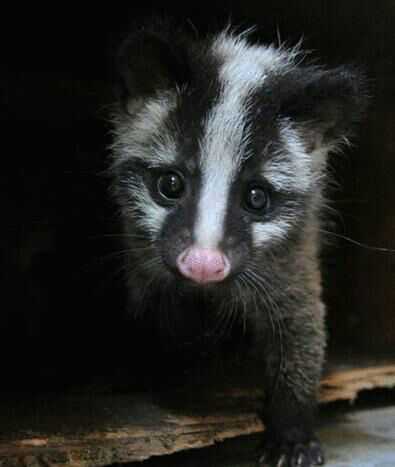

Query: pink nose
left=176, top=247, right=230, bottom=284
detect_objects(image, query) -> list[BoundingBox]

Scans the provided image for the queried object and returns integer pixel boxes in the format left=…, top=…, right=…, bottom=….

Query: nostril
left=180, top=228, right=192, bottom=243
left=179, top=249, right=188, bottom=263
left=176, top=247, right=230, bottom=283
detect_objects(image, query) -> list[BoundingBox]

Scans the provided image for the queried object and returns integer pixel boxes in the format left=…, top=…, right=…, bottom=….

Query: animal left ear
left=280, top=66, right=369, bottom=152
left=114, top=22, right=191, bottom=112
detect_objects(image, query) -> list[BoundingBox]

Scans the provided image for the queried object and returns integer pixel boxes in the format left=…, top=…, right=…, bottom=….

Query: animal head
left=110, top=23, right=367, bottom=293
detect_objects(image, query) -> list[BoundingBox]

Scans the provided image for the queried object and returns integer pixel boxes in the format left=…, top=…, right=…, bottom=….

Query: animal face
left=110, top=25, right=366, bottom=292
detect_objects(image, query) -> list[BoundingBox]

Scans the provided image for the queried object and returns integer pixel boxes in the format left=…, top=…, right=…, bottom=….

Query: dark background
left=1, top=1, right=395, bottom=392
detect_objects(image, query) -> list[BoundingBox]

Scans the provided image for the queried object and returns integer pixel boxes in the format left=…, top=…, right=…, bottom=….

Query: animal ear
left=116, top=26, right=190, bottom=109
left=281, top=66, right=369, bottom=152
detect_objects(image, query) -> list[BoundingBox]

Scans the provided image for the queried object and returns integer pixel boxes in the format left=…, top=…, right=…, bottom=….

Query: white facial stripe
left=263, top=123, right=313, bottom=193
left=252, top=217, right=293, bottom=247
left=194, top=166, right=235, bottom=248
left=111, top=92, right=178, bottom=168
left=194, top=34, right=285, bottom=248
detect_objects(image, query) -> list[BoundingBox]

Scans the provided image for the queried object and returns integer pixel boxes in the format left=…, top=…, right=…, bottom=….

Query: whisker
left=213, top=286, right=240, bottom=340
left=127, top=257, right=165, bottom=318
left=89, top=233, right=155, bottom=242
left=319, top=229, right=395, bottom=253
left=244, top=266, right=285, bottom=398
left=236, top=274, right=250, bottom=336
left=98, top=246, right=155, bottom=263
left=243, top=270, right=275, bottom=338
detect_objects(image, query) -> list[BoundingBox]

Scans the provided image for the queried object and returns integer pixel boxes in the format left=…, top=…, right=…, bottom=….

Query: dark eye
left=157, top=172, right=185, bottom=200
left=244, top=186, right=269, bottom=212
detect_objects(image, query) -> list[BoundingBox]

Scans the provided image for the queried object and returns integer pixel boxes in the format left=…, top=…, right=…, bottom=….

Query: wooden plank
left=1, top=360, right=395, bottom=467
left=320, top=363, right=395, bottom=403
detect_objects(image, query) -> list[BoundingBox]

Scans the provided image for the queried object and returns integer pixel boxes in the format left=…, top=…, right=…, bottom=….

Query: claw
left=309, top=441, right=325, bottom=465
left=293, top=450, right=308, bottom=467
left=257, top=435, right=325, bottom=467
left=277, top=454, right=288, bottom=467
left=258, top=452, right=269, bottom=466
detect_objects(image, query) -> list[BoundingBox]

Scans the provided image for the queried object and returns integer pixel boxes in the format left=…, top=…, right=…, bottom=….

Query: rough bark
left=1, top=360, right=394, bottom=467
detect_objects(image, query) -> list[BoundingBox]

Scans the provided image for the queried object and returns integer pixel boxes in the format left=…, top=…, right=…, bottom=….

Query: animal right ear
left=279, top=65, right=369, bottom=152
left=116, top=27, right=191, bottom=109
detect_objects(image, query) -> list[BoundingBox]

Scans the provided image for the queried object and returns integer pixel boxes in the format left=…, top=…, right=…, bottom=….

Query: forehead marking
left=111, top=92, right=178, bottom=168
left=194, top=34, right=279, bottom=248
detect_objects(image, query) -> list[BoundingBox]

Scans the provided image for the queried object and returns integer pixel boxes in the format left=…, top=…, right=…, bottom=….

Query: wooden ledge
left=1, top=359, right=395, bottom=467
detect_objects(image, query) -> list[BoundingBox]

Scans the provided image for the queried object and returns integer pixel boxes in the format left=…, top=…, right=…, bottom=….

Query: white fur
left=122, top=179, right=167, bottom=239
left=111, top=94, right=178, bottom=239
left=263, top=122, right=313, bottom=193
left=253, top=124, right=317, bottom=246
left=194, top=34, right=292, bottom=248
left=111, top=92, right=178, bottom=168
left=252, top=217, right=293, bottom=247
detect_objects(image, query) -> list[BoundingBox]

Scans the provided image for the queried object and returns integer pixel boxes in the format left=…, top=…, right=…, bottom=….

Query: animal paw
left=258, top=438, right=324, bottom=467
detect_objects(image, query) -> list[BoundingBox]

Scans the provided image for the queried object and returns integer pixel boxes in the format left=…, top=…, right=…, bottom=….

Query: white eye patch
left=252, top=217, right=293, bottom=247
left=121, top=178, right=167, bottom=240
